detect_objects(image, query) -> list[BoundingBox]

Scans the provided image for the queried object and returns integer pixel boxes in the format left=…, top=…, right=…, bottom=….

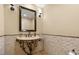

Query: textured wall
left=0, top=37, right=5, bottom=54
left=5, top=36, right=16, bottom=55
left=43, top=35, right=79, bottom=55
left=4, top=35, right=43, bottom=55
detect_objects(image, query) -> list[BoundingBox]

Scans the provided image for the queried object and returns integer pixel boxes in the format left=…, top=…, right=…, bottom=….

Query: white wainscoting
left=0, top=37, right=5, bottom=54
left=43, top=35, right=79, bottom=55
left=4, top=35, right=43, bottom=55
left=5, top=36, right=16, bottom=55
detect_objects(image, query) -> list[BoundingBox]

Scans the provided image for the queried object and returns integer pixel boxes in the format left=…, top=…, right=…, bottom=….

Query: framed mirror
left=19, top=6, right=36, bottom=32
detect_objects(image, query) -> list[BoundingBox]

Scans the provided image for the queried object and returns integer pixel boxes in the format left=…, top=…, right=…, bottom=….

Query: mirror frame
left=19, top=6, right=36, bottom=32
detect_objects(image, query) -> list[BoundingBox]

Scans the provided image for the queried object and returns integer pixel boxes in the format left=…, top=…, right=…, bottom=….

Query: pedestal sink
left=16, top=35, right=41, bottom=55
left=16, top=35, right=41, bottom=40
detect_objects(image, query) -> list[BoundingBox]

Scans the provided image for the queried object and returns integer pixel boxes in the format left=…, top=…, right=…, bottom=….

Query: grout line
left=42, top=34, right=79, bottom=38
left=0, top=33, right=79, bottom=38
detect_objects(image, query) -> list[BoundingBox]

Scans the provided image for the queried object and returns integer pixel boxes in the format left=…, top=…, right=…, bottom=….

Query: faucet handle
left=34, top=32, right=36, bottom=36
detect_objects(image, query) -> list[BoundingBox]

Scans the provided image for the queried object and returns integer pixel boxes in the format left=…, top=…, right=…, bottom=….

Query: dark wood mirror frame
left=19, top=6, right=36, bottom=32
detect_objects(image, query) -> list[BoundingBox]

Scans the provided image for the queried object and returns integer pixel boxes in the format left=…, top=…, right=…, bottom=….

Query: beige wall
left=0, top=5, right=4, bottom=35
left=43, top=4, right=79, bottom=37
left=4, top=4, right=19, bottom=35
left=0, top=5, right=5, bottom=54
left=4, top=4, right=42, bottom=35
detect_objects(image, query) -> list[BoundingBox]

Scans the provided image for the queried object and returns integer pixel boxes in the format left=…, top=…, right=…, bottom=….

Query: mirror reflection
left=19, top=6, right=36, bottom=32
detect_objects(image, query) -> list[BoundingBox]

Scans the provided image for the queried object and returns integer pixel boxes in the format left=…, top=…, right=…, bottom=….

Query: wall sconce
left=39, top=13, right=42, bottom=17
left=37, top=8, right=43, bottom=18
left=10, top=4, right=15, bottom=11
left=35, top=4, right=46, bottom=18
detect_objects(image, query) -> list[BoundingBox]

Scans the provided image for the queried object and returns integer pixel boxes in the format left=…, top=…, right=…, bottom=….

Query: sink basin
left=16, top=35, right=41, bottom=40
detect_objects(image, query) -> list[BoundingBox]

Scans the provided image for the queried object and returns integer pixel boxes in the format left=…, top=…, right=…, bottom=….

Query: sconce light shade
left=35, top=4, right=46, bottom=18
left=39, top=13, right=42, bottom=17
left=10, top=4, right=15, bottom=11
left=37, top=8, right=42, bottom=18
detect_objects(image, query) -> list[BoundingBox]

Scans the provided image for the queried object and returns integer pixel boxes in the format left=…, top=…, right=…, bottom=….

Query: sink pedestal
left=16, top=36, right=41, bottom=55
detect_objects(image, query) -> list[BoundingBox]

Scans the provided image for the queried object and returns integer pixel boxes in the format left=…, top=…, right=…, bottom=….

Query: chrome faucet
left=27, top=32, right=31, bottom=37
